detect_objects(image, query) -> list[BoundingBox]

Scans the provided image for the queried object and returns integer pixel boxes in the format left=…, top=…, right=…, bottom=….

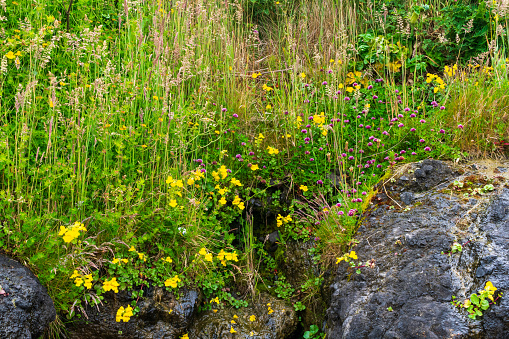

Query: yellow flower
left=112, top=258, right=120, bottom=264
left=187, top=178, right=195, bottom=185
left=336, top=257, right=345, bottom=264
left=138, top=252, right=146, bottom=261
left=268, top=306, right=274, bottom=314
left=231, top=320, right=236, bottom=324
left=346, top=87, right=354, bottom=93
left=199, top=248, right=207, bottom=256
left=266, top=104, right=272, bottom=110
left=103, top=277, right=120, bottom=293
left=164, top=257, right=173, bottom=263
left=116, top=305, right=133, bottom=322
left=129, top=246, right=136, bottom=252
left=262, top=84, right=274, bottom=91
left=232, top=196, right=241, bottom=205
left=267, top=146, right=279, bottom=155
left=164, top=275, right=181, bottom=288
left=204, top=253, right=213, bottom=262
left=233, top=314, right=239, bottom=319
left=251, top=164, right=259, bottom=171
left=74, top=277, right=84, bottom=287
left=349, top=251, right=358, bottom=259
left=210, top=297, right=220, bottom=304
left=219, top=196, right=227, bottom=205
left=230, top=327, right=237, bottom=333
left=181, top=334, right=189, bottom=339
left=299, top=73, right=306, bottom=79
left=238, top=202, right=245, bottom=210
left=83, top=274, right=93, bottom=289
left=230, top=178, right=242, bottom=187
left=251, top=72, right=261, bottom=79
left=299, top=185, right=308, bottom=192
left=330, top=59, right=335, bottom=63
left=5, top=51, right=15, bottom=59
left=169, top=199, right=178, bottom=208
left=250, top=315, right=256, bottom=321
left=485, top=281, right=497, bottom=293
left=166, top=176, right=173, bottom=184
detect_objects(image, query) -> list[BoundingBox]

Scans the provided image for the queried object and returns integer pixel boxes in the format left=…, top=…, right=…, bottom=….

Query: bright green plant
left=451, top=281, right=501, bottom=320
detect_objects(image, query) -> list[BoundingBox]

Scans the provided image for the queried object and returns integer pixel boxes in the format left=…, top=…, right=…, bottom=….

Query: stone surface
left=0, top=254, right=56, bottom=339
left=326, top=160, right=509, bottom=339
left=66, top=287, right=200, bottom=339
left=187, top=293, right=297, bottom=338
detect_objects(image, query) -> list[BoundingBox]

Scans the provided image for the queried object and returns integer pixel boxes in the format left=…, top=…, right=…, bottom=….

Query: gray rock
left=400, top=192, right=414, bottom=205
left=187, top=293, right=297, bottom=338
left=327, top=160, right=509, bottom=339
left=268, top=231, right=280, bottom=244
left=0, top=254, right=56, bottom=339
left=66, top=287, right=200, bottom=339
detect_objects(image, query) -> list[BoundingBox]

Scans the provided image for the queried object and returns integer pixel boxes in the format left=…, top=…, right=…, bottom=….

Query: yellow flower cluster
left=262, top=84, right=273, bottom=91
left=199, top=247, right=213, bottom=262
left=336, top=250, right=358, bottom=264
left=267, top=303, right=274, bottom=314
left=313, top=112, right=326, bottom=126
left=232, top=196, right=245, bottom=210
left=346, top=71, right=368, bottom=87
left=276, top=214, right=292, bottom=227
left=255, top=133, right=264, bottom=146
left=215, top=185, right=229, bottom=195
left=188, top=168, right=205, bottom=185
left=217, top=249, right=239, bottom=266
left=444, top=64, right=458, bottom=77
left=103, top=277, right=120, bottom=293
left=116, top=305, right=133, bottom=322
left=230, top=178, right=242, bottom=186
left=299, top=185, right=308, bottom=192
left=166, top=176, right=184, bottom=188
left=128, top=246, right=147, bottom=262
left=70, top=270, right=93, bottom=289
left=426, top=73, right=446, bottom=93
left=251, top=72, right=262, bottom=79
left=58, top=221, right=87, bottom=243
left=212, top=165, right=228, bottom=181
left=164, top=275, right=181, bottom=288
left=267, top=146, right=279, bottom=155
left=112, top=258, right=129, bottom=264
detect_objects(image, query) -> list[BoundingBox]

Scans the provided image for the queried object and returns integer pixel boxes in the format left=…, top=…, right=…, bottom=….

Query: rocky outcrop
left=66, top=287, right=200, bottom=338
left=0, top=254, right=56, bottom=339
left=187, top=293, right=297, bottom=338
left=326, top=159, right=509, bottom=338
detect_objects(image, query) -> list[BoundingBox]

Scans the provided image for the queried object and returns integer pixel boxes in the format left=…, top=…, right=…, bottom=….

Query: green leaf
left=470, top=293, right=480, bottom=306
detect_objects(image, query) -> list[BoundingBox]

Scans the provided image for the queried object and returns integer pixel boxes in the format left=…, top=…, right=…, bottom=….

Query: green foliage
left=274, top=276, right=295, bottom=300
left=303, top=324, right=322, bottom=339
left=451, top=281, right=501, bottom=320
